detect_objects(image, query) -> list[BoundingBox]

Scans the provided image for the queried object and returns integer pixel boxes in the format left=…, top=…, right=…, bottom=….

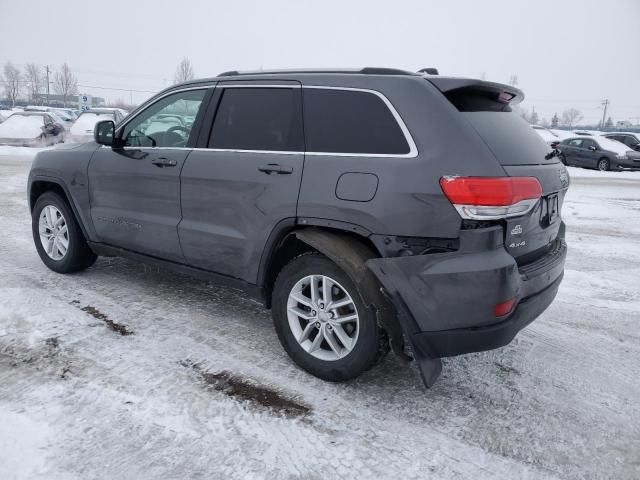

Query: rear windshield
left=463, top=112, right=558, bottom=166
left=438, top=84, right=558, bottom=166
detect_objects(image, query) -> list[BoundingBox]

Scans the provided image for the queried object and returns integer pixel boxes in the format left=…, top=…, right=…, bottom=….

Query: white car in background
left=0, top=111, right=65, bottom=146
left=68, top=109, right=126, bottom=143
left=531, top=125, right=560, bottom=146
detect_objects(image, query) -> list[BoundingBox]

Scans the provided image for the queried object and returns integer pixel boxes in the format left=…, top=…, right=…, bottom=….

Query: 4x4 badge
left=511, top=224, right=523, bottom=235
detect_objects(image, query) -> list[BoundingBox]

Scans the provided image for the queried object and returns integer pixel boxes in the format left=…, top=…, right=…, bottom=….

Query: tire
left=272, top=252, right=385, bottom=382
left=32, top=191, right=97, bottom=273
left=597, top=158, right=610, bottom=171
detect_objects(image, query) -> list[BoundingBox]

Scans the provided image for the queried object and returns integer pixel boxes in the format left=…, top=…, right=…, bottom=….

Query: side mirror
left=589, top=145, right=597, bottom=151
left=94, top=120, right=115, bottom=146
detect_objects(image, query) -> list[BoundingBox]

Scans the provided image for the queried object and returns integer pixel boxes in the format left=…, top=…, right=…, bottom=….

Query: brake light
left=494, top=298, right=517, bottom=317
left=440, top=176, right=542, bottom=220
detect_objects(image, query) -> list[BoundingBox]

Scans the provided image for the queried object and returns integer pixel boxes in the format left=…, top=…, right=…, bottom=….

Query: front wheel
left=597, top=158, right=610, bottom=171
left=272, top=253, right=385, bottom=382
left=32, top=191, right=97, bottom=273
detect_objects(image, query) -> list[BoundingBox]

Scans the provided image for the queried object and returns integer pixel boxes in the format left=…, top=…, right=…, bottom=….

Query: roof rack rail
left=418, top=68, right=439, bottom=75
left=217, top=67, right=418, bottom=77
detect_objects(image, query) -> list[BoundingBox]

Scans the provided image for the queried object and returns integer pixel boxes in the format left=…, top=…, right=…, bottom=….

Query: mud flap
left=294, top=229, right=410, bottom=361
left=366, top=259, right=442, bottom=388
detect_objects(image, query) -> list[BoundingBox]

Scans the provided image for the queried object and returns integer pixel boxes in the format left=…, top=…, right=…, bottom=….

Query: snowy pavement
left=0, top=148, right=639, bottom=479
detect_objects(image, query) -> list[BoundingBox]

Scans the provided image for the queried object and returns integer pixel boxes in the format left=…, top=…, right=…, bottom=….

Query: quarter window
left=208, top=88, right=303, bottom=151
left=303, top=88, right=410, bottom=155
left=122, top=89, right=206, bottom=148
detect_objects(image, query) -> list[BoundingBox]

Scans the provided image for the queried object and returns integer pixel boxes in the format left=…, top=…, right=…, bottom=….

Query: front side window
left=303, top=88, right=410, bottom=155
left=623, top=136, right=639, bottom=147
left=208, top=87, right=303, bottom=151
left=582, top=139, right=596, bottom=150
left=122, top=89, right=206, bottom=148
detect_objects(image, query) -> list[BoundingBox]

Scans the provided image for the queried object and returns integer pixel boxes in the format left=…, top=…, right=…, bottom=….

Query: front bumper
left=366, top=225, right=566, bottom=384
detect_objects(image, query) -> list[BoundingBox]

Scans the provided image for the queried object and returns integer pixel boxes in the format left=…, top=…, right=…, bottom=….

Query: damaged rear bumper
left=366, top=225, right=566, bottom=387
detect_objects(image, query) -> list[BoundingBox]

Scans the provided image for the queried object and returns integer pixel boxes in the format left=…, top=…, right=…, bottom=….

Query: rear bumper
left=366, top=224, right=566, bottom=360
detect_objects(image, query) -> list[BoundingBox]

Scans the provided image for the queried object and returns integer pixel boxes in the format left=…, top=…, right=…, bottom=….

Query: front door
left=579, top=138, right=598, bottom=168
left=179, top=83, right=304, bottom=282
left=88, top=88, right=209, bottom=261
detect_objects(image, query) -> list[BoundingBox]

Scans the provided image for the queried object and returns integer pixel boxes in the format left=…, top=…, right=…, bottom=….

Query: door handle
left=258, top=163, right=293, bottom=175
left=151, top=157, right=177, bottom=167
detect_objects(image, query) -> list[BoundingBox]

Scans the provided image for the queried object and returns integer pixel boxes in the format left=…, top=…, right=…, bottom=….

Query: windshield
left=463, top=111, right=559, bottom=165
left=0, top=114, right=43, bottom=138
left=71, top=113, right=115, bottom=134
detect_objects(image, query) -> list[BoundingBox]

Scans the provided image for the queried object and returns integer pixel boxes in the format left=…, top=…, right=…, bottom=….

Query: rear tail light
left=494, top=298, right=517, bottom=317
left=440, top=176, right=543, bottom=220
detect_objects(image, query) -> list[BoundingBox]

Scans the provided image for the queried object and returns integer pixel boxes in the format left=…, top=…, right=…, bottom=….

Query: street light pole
left=45, top=65, right=51, bottom=106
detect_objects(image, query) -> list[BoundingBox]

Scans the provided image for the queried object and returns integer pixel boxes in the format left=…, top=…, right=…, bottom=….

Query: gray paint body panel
left=178, top=149, right=304, bottom=282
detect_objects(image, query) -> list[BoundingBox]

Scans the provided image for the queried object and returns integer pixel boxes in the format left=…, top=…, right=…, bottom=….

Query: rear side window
left=303, top=88, right=410, bottom=155
left=209, top=88, right=303, bottom=151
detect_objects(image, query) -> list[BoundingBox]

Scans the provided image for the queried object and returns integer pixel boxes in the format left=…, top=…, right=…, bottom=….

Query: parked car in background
left=531, top=125, right=560, bottom=148
left=0, top=111, right=65, bottom=146
left=601, top=132, right=640, bottom=152
left=28, top=68, right=568, bottom=388
left=558, top=136, right=640, bottom=170
left=68, top=109, right=126, bottom=143
left=24, top=106, right=75, bottom=129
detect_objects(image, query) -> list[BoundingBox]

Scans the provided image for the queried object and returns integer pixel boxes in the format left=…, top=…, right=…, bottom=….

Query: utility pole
left=600, top=99, right=609, bottom=129
left=45, top=65, right=51, bottom=106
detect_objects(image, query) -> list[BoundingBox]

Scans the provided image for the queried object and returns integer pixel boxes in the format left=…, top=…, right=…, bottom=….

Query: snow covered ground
left=0, top=148, right=639, bottom=479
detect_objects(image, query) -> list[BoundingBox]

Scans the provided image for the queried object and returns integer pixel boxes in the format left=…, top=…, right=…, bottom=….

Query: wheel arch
left=261, top=226, right=408, bottom=359
left=29, top=177, right=91, bottom=242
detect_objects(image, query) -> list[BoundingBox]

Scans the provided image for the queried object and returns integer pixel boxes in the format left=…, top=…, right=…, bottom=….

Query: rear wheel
left=597, top=158, right=610, bottom=171
left=272, top=253, right=385, bottom=382
left=32, top=191, right=97, bottom=273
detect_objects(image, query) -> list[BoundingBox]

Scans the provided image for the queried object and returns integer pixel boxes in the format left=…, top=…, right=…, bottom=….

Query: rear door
left=88, top=88, right=209, bottom=261
left=178, top=82, right=304, bottom=282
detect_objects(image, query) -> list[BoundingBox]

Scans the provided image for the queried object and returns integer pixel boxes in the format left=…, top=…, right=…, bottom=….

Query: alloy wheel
left=287, top=274, right=360, bottom=361
left=38, top=205, right=69, bottom=260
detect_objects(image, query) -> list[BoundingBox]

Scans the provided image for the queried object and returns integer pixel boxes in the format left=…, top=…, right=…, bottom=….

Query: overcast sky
left=1, top=0, right=639, bottom=124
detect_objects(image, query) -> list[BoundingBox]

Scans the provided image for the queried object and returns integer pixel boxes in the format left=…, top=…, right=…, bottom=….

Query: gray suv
left=28, top=68, right=568, bottom=388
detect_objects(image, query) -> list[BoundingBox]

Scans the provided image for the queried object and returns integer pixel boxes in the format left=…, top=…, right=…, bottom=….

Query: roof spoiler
left=426, top=77, right=525, bottom=105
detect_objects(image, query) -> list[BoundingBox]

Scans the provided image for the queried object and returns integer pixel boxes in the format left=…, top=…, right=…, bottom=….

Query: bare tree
left=561, top=108, right=583, bottom=127
left=174, top=58, right=194, bottom=84
left=3, top=62, right=22, bottom=106
left=529, top=106, right=539, bottom=125
left=24, top=63, right=43, bottom=103
left=53, top=63, right=78, bottom=107
left=508, top=74, right=518, bottom=87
